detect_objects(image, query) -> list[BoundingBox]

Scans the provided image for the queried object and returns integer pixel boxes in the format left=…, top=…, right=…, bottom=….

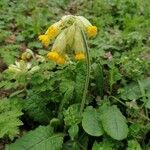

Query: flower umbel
left=38, top=15, right=97, bottom=64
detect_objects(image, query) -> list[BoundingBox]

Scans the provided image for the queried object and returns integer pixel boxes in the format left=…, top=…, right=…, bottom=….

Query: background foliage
left=0, top=0, right=150, bottom=149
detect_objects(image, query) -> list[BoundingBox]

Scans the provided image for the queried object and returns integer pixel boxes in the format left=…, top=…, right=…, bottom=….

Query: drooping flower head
left=38, top=15, right=97, bottom=64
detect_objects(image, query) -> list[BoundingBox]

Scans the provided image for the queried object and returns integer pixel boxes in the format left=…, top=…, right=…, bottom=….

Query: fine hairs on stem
left=80, top=29, right=91, bottom=113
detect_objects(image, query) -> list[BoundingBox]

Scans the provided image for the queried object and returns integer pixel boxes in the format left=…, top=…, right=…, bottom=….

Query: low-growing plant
left=0, top=0, right=150, bottom=150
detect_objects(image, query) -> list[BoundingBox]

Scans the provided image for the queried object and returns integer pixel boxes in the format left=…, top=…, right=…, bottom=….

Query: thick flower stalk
left=38, top=15, right=97, bottom=64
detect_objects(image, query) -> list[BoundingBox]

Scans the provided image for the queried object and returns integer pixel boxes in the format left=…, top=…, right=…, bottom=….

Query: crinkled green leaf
left=0, top=97, right=23, bottom=140
left=119, top=77, right=150, bottom=100
left=127, top=140, right=142, bottom=150
left=24, top=91, right=52, bottom=124
left=101, top=105, right=128, bottom=140
left=92, top=141, right=113, bottom=150
left=82, top=106, right=104, bottom=136
left=5, top=125, right=64, bottom=150
left=68, top=124, right=79, bottom=140
left=63, top=104, right=82, bottom=126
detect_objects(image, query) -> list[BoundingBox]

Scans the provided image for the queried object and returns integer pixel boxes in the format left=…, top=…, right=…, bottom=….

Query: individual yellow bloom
left=75, top=52, right=85, bottom=60
left=47, top=51, right=59, bottom=61
left=52, top=30, right=66, bottom=53
left=73, top=26, right=85, bottom=54
left=86, top=26, right=97, bottom=37
left=38, top=34, right=50, bottom=47
left=47, top=51, right=65, bottom=64
left=56, top=55, right=65, bottom=64
left=46, top=26, right=59, bottom=39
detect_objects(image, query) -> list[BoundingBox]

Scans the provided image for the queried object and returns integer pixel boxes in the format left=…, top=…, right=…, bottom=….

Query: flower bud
left=21, top=49, right=34, bottom=61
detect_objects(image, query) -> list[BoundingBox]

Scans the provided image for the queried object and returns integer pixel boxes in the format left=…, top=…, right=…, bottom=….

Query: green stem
left=80, top=29, right=90, bottom=113
left=109, top=96, right=150, bottom=121
left=109, top=96, right=127, bottom=107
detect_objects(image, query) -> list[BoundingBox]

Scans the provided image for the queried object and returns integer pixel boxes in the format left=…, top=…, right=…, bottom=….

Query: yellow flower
left=75, top=52, right=85, bottom=60
left=47, top=51, right=65, bottom=64
left=47, top=51, right=59, bottom=61
left=38, top=35, right=50, bottom=47
left=86, top=26, right=97, bottom=37
left=56, top=55, right=65, bottom=64
left=46, top=25, right=60, bottom=39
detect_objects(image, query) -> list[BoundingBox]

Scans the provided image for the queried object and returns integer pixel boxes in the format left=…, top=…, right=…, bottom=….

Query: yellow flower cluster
left=38, top=15, right=97, bottom=64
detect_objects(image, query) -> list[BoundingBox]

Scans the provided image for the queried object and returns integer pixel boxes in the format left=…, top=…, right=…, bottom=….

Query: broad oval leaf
left=82, top=106, right=104, bottom=136
left=5, top=125, right=63, bottom=150
left=101, top=105, right=128, bottom=140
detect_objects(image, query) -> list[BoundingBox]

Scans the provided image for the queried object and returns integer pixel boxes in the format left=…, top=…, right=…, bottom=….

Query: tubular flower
left=76, top=16, right=97, bottom=38
left=47, top=30, right=66, bottom=64
left=56, top=55, right=65, bottom=64
left=73, top=26, right=85, bottom=61
left=47, top=51, right=59, bottom=61
left=38, top=35, right=50, bottom=47
left=45, top=24, right=60, bottom=39
left=39, top=21, right=62, bottom=47
left=75, top=52, right=85, bottom=60
left=86, top=26, right=97, bottom=37
left=47, top=51, right=65, bottom=64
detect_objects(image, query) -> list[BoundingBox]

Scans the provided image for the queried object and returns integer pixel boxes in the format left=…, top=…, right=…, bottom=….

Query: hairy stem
left=109, top=96, right=150, bottom=121
left=80, top=29, right=90, bottom=113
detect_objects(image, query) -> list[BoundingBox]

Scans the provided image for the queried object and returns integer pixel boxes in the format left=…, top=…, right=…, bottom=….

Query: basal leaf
left=127, top=140, right=142, bottom=150
left=68, top=124, right=79, bottom=140
left=82, top=106, right=104, bottom=136
left=0, top=97, right=23, bottom=140
left=101, top=105, right=128, bottom=140
left=119, top=77, right=150, bottom=101
left=5, top=125, right=64, bottom=150
left=24, top=91, right=52, bottom=124
left=92, top=141, right=113, bottom=150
